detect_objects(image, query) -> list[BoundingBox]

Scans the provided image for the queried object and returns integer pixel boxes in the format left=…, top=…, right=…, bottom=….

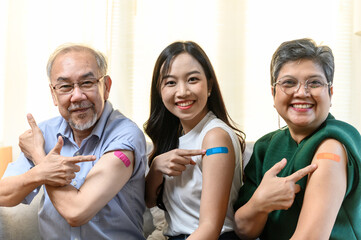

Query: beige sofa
left=0, top=142, right=254, bottom=240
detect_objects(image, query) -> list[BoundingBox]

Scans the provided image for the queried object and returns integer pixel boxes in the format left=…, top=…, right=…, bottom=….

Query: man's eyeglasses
left=52, top=76, right=105, bottom=95
left=273, top=77, right=332, bottom=96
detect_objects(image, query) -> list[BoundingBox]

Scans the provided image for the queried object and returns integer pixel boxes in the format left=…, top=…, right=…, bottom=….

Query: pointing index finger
left=67, top=155, right=96, bottom=163
left=178, top=149, right=206, bottom=156
left=287, top=163, right=318, bottom=182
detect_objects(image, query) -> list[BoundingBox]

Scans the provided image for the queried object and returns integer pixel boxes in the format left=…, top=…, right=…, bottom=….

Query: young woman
left=234, top=38, right=361, bottom=240
left=144, top=41, right=245, bottom=240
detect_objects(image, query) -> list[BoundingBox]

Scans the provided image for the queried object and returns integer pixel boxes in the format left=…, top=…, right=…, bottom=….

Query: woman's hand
left=151, top=149, right=205, bottom=176
left=19, top=113, right=46, bottom=163
left=252, top=158, right=317, bottom=213
left=234, top=159, right=318, bottom=239
left=145, top=148, right=205, bottom=207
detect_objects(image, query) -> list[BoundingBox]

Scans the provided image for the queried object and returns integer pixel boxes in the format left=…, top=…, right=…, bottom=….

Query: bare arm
left=0, top=147, right=93, bottom=207
left=45, top=150, right=134, bottom=227
left=18, top=114, right=96, bottom=187
left=145, top=148, right=204, bottom=208
left=187, top=128, right=235, bottom=240
left=0, top=114, right=95, bottom=207
left=20, top=113, right=131, bottom=226
left=234, top=159, right=318, bottom=239
left=0, top=167, right=44, bottom=206
left=291, top=139, right=347, bottom=240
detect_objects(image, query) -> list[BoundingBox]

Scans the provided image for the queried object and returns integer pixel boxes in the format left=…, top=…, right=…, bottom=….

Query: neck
left=288, top=126, right=316, bottom=144
left=72, top=127, right=93, bottom=147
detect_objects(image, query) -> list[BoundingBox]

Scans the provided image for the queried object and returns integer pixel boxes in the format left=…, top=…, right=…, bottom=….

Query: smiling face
left=50, top=50, right=111, bottom=134
left=160, top=53, right=209, bottom=133
left=272, top=59, right=333, bottom=138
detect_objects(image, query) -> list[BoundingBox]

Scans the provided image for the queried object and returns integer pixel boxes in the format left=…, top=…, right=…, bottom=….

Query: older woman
left=234, top=38, right=361, bottom=240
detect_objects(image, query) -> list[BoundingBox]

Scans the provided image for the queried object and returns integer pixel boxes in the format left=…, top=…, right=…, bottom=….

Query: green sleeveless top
left=234, top=114, right=361, bottom=240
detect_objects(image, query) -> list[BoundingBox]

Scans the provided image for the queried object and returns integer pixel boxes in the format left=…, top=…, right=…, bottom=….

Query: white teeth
left=177, top=101, right=193, bottom=107
left=293, top=104, right=312, bottom=109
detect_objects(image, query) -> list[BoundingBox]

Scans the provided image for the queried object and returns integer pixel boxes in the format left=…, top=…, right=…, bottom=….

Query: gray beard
left=69, top=113, right=98, bottom=131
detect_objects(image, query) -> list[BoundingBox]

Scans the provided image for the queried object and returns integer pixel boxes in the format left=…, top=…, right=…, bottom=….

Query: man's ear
left=49, top=84, right=58, bottom=106
left=103, top=75, right=112, bottom=100
left=271, top=86, right=275, bottom=98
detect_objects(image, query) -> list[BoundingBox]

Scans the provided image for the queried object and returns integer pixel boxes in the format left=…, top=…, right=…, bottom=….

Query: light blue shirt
left=3, top=101, right=147, bottom=240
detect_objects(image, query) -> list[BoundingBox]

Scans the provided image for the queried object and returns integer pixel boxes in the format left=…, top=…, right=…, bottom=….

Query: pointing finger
left=177, top=149, right=206, bottom=157
left=287, top=163, right=318, bottom=182
left=266, top=158, right=287, bottom=177
left=68, top=155, right=96, bottom=163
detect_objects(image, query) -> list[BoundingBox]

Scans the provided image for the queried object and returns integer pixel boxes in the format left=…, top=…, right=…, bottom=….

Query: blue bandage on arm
left=206, top=147, right=229, bottom=156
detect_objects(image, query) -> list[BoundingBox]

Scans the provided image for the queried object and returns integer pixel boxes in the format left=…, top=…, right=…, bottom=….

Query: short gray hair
left=270, top=38, right=334, bottom=86
left=46, top=43, right=108, bottom=80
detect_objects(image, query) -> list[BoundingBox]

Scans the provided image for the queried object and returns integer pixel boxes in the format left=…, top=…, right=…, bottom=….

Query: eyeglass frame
left=51, top=75, right=106, bottom=95
left=272, top=77, right=332, bottom=95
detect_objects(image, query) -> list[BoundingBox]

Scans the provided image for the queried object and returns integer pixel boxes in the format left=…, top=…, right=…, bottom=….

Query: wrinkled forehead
left=50, top=50, right=99, bottom=81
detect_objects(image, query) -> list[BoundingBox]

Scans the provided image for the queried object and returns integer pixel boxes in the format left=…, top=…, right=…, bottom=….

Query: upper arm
left=292, top=138, right=347, bottom=240
left=70, top=149, right=134, bottom=223
left=198, top=128, right=237, bottom=232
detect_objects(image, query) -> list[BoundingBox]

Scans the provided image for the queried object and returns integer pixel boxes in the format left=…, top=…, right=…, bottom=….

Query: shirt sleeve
left=104, top=125, right=147, bottom=176
left=2, top=152, right=41, bottom=204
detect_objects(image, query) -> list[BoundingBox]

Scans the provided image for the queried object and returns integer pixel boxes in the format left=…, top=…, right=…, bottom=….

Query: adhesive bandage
left=114, top=150, right=131, bottom=167
left=316, top=152, right=341, bottom=162
left=206, top=147, right=229, bottom=156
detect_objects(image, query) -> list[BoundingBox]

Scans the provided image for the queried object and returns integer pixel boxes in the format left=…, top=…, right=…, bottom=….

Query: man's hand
left=37, top=136, right=96, bottom=187
left=19, top=113, right=46, bottom=162
left=252, top=158, right=318, bottom=213
left=19, top=113, right=96, bottom=187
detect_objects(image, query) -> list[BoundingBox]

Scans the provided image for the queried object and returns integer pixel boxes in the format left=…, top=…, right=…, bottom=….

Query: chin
left=69, top=114, right=98, bottom=131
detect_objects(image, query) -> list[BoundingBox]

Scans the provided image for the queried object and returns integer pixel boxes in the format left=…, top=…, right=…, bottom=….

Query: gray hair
left=270, top=38, right=334, bottom=86
left=46, top=43, right=108, bottom=80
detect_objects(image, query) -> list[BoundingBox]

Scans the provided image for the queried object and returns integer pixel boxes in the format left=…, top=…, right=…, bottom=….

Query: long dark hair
left=144, top=41, right=245, bottom=166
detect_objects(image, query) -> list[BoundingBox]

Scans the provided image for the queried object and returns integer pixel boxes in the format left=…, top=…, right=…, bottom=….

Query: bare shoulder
left=317, top=138, right=344, bottom=151
left=314, top=138, right=347, bottom=164
left=202, top=127, right=232, bottom=148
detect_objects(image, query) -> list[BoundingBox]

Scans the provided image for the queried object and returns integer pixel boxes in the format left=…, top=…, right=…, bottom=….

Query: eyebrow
left=279, top=74, right=325, bottom=80
left=56, top=72, right=95, bottom=82
left=162, top=70, right=202, bottom=80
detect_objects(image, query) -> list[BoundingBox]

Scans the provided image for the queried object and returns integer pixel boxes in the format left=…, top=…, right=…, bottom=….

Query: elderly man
left=0, top=44, right=147, bottom=239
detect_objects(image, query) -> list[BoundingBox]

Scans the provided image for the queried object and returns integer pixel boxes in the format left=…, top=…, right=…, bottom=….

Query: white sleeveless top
left=163, top=111, right=242, bottom=236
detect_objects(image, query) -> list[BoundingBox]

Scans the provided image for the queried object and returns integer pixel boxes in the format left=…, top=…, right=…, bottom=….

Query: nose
left=176, top=82, right=190, bottom=97
left=294, top=81, right=310, bottom=96
left=70, top=85, right=87, bottom=102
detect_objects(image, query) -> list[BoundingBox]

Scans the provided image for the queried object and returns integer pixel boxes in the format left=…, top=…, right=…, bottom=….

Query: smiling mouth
left=177, top=101, right=194, bottom=107
left=68, top=101, right=94, bottom=113
left=291, top=104, right=313, bottom=109
left=71, top=108, right=90, bottom=113
left=176, top=100, right=194, bottom=109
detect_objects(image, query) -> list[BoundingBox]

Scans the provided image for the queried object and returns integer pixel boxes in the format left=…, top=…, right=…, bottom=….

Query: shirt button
left=75, top=152, right=80, bottom=156
left=72, top=181, right=77, bottom=186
